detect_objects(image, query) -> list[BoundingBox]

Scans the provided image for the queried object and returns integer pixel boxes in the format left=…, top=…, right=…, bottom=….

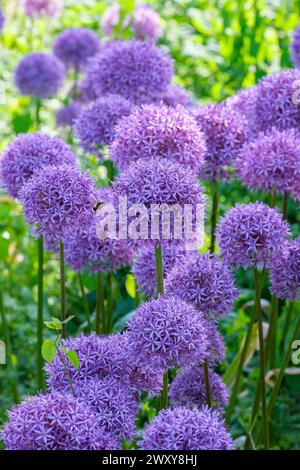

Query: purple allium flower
left=126, top=297, right=209, bottom=369
left=85, top=40, right=173, bottom=104
left=22, top=0, right=63, bottom=17
left=56, top=102, right=82, bottom=128
left=75, top=95, right=133, bottom=156
left=195, top=103, right=248, bottom=181
left=225, top=86, right=258, bottom=136
left=1, top=392, right=120, bottom=450
left=165, top=252, right=238, bottom=319
left=132, top=5, right=162, bottom=40
left=270, top=238, right=300, bottom=301
left=101, top=4, right=121, bottom=36
left=132, top=243, right=187, bottom=298
left=15, top=52, right=65, bottom=99
left=204, top=319, right=226, bottom=366
left=291, top=24, right=300, bottom=68
left=163, top=84, right=195, bottom=109
left=75, top=376, right=138, bottom=440
left=254, top=69, right=300, bottom=133
left=19, top=165, right=97, bottom=244
left=236, top=127, right=300, bottom=199
left=139, top=406, right=234, bottom=450
left=45, top=333, right=163, bottom=396
left=63, top=213, right=132, bottom=273
left=0, top=132, right=77, bottom=199
left=217, top=202, right=289, bottom=269
left=0, top=8, right=5, bottom=33
left=53, top=27, right=101, bottom=71
left=169, top=366, right=229, bottom=411
left=110, top=103, right=206, bottom=172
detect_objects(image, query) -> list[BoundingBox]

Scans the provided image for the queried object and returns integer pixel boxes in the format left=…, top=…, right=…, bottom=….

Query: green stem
left=280, top=301, right=293, bottom=353
left=155, top=244, right=164, bottom=296
left=265, top=295, right=279, bottom=369
left=35, top=98, right=42, bottom=130
left=106, top=272, right=113, bottom=334
left=78, top=274, right=91, bottom=332
left=37, top=236, right=44, bottom=390
left=203, top=358, right=212, bottom=407
left=269, top=191, right=277, bottom=208
left=210, top=183, right=219, bottom=253
left=59, top=241, right=67, bottom=339
left=57, top=347, right=75, bottom=396
left=159, top=372, right=169, bottom=409
left=282, top=192, right=288, bottom=220
left=96, top=272, right=104, bottom=334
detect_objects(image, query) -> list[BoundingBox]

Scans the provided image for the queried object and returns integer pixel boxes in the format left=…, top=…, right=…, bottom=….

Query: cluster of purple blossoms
left=0, top=8, right=5, bottom=33
left=101, top=4, right=122, bottom=36
left=236, top=127, right=300, bottom=199
left=1, top=392, right=119, bottom=450
left=15, top=52, right=65, bottom=99
left=132, top=243, right=187, bottom=297
left=132, top=4, right=162, bottom=40
left=126, top=297, right=209, bottom=369
left=217, top=202, right=289, bottom=268
left=291, top=24, right=300, bottom=68
left=19, top=165, right=97, bottom=244
left=270, top=238, right=300, bottom=301
left=162, top=84, right=195, bottom=109
left=169, top=366, right=229, bottom=411
left=85, top=40, right=173, bottom=104
left=204, top=319, right=226, bottom=365
left=110, top=103, right=206, bottom=172
left=0, top=133, right=76, bottom=198
left=139, top=407, right=234, bottom=450
left=165, top=252, right=238, bottom=319
left=195, top=103, right=248, bottom=181
left=225, top=85, right=258, bottom=137
left=56, top=101, right=82, bottom=128
left=22, top=0, right=63, bottom=18
left=53, top=27, right=101, bottom=70
left=75, top=95, right=133, bottom=156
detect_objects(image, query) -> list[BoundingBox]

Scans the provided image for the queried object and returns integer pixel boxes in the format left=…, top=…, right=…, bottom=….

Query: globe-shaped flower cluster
left=162, top=84, right=195, bottom=109
left=270, top=238, right=300, bottom=301
left=22, top=0, right=63, bottom=18
left=56, top=102, right=82, bottom=128
left=132, top=4, right=162, bottom=40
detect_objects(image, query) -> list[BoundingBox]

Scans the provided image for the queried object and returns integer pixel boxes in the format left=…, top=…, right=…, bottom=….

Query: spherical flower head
left=139, top=406, right=234, bottom=450
left=126, top=297, right=209, bottom=369
left=291, top=24, right=300, bottom=68
left=101, top=4, right=121, bottom=36
left=236, top=127, right=300, bottom=199
left=15, top=52, right=65, bottom=99
left=0, top=8, right=5, bottom=33
left=19, top=165, right=97, bottom=244
left=75, top=95, right=133, bottom=156
left=22, top=0, right=62, bottom=17
left=1, top=392, right=120, bottom=450
left=169, top=366, right=229, bottom=411
left=132, top=243, right=187, bottom=298
left=85, top=40, right=173, bottom=104
left=132, top=5, right=162, bottom=40
left=165, top=252, right=238, bottom=319
left=63, top=213, right=132, bottom=273
left=56, top=102, right=82, bottom=128
left=217, top=202, right=289, bottom=268
left=204, top=319, right=226, bottom=365
left=225, top=86, right=258, bottom=137
left=163, top=84, right=195, bottom=109
left=195, top=103, right=248, bottom=181
left=110, top=103, right=206, bottom=172
left=0, top=132, right=77, bottom=199
left=75, top=376, right=138, bottom=440
left=270, top=238, right=300, bottom=301
left=111, top=157, right=206, bottom=248
left=53, top=27, right=101, bottom=70
left=45, top=333, right=163, bottom=396
left=254, top=69, right=300, bottom=133
left=77, top=76, right=98, bottom=103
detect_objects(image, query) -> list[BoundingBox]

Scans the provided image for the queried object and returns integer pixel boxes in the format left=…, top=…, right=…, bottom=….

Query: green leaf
left=41, top=339, right=57, bottom=363
left=44, top=317, right=62, bottom=331
left=125, top=274, right=136, bottom=299
left=66, top=349, right=80, bottom=369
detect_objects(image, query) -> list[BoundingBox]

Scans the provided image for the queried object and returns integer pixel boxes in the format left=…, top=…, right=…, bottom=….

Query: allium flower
left=0, top=132, right=77, bottom=198
left=0, top=8, right=5, bottom=32
left=270, top=238, right=300, bottom=301
left=45, top=333, right=163, bottom=395
left=163, top=84, right=195, bottom=109
left=169, top=366, right=229, bottom=411
left=19, top=165, right=97, bottom=244
left=291, top=24, right=300, bottom=68
left=101, top=4, right=121, bottom=36
left=75, top=95, right=133, bottom=156
left=53, top=27, right=101, bottom=70
left=1, top=392, right=120, bottom=450
left=204, top=319, right=226, bottom=365
left=85, top=40, right=173, bottom=104
left=56, top=102, right=82, bottom=128
left=75, top=377, right=138, bottom=440
left=226, top=86, right=258, bottom=130
left=110, top=103, right=206, bottom=172
left=63, top=213, right=132, bottom=273
left=132, top=4, right=162, bottom=40
left=139, top=406, right=234, bottom=450
left=22, top=0, right=63, bottom=17
left=195, top=103, right=248, bottom=181
left=15, top=52, right=65, bottom=99
left=165, top=252, right=238, bottom=319
left=254, top=69, right=300, bottom=133
left=236, top=127, right=300, bottom=199
left=217, top=202, right=289, bottom=268
left=132, top=243, right=187, bottom=298
left=126, top=297, right=209, bottom=369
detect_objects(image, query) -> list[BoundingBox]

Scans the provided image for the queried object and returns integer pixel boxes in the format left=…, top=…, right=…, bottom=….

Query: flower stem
left=159, top=372, right=169, bottom=410
left=266, top=295, right=279, bottom=369
left=96, top=272, right=104, bottom=334
left=37, top=236, right=44, bottom=390
left=203, top=358, right=212, bottom=407
left=210, top=182, right=219, bottom=253
left=35, top=98, right=42, bottom=130
left=57, top=347, right=75, bottom=396
left=280, top=301, right=293, bottom=353
left=59, top=240, right=67, bottom=339
left=155, top=244, right=164, bottom=296
left=106, top=272, right=113, bottom=334
left=78, top=273, right=91, bottom=332
left=282, top=192, right=288, bottom=220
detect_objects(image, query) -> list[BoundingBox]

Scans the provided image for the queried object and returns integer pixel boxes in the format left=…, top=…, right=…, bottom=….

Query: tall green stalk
left=78, top=273, right=91, bottom=332
left=210, top=182, right=219, bottom=253
left=37, top=236, right=44, bottom=389
left=282, top=192, right=288, bottom=220
left=59, top=241, right=67, bottom=339
left=96, top=272, right=104, bottom=334
left=106, top=272, right=113, bottom=334
left=280, top=301, right=293, bottom=353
